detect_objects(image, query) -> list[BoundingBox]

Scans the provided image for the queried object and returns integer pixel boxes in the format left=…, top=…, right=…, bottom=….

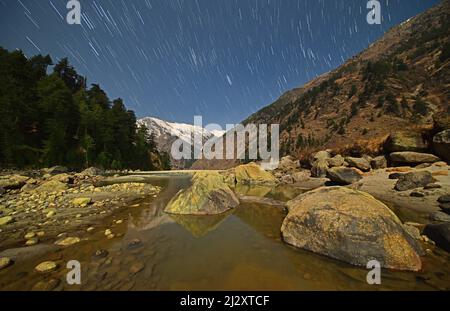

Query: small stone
left=35, top=261, right=58, bottom=273
left=72, top=197, right=92, bottom=207
left=31, top=278, right=60, bottom=291
left=86, top=227, right=95, bottom=232
left=104, top=229, right=112, bottom=236
left=410, top=191, right=425, bottom=198
left=24, top=232, right=36, bottom=239
left=37, top=231, right=45, bottom=237
left=0, top=257, right=13, bottom=270
left=25, top=238, right=39, bottom=246
left=127, top=239, right=143, bottom=249
left=424, top=183, right=441, bottom=190
left=0, top=216, right=14, bottom=226
left=115, top=219, right=123, bottom=225
left=46, top=211, right=55, bottom=218
left=106, top=234, right=115, bottom=239
left=129, top=262, right=145, bottom=275
left=55, top=237, right=80, bottom=246
left=93, top=249, right=109, bottom=259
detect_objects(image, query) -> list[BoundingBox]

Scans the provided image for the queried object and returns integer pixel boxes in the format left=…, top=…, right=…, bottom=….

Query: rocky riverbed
left=0, top=155, right=449, bottom=290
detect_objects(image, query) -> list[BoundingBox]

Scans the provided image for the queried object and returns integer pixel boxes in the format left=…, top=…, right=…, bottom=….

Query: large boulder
left=433, top=130, right=450, bottom=162
left=371, top=156, right=388, bottom=169
left=423, top=223, right=450, bottom=252
left=165, top=172, right=239, bottom=215
left=433, top=112, right=450, bottom=132
left=390, top=152, right=440, bottom=165
left=42, top=166, right=68, bottom=175
left=34, top=180, right=68, bottom=193
left=394, top=171, right=436, bottom=191
left=311, top=160, right=329, bottom=178
left=326, top=167, right=363, bottom=185
left=385, top=132, right=428, bottom=153
left=0, top=175, right=29, bottom=190
left=277, top=156, right=299, bottom=173
left=327, top=155, right=346, bottom=168
left=345, top=157, right=371, bottom=172
left=234, top=163, right=277, bottom=185
left=281, top=187, right=423, bottom=271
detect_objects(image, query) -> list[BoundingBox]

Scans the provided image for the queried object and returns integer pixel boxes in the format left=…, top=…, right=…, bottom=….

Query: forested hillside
left=0, top=48, right=170, bottom=170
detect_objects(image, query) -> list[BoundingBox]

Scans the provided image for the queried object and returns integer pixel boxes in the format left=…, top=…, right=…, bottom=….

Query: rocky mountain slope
left=244, top=0, right=449, bottom=163
left=138, top=117, right=224, bottom=169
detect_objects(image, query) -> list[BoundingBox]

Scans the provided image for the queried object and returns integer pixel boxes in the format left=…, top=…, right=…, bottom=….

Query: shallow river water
left=0, top=176, right=449, bottom=291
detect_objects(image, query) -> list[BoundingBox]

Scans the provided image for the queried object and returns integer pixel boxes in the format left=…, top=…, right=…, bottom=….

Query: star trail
left=0, top=0, right=439, bottom=125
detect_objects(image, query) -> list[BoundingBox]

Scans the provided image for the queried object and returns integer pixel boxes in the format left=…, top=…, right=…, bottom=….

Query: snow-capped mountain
left=138, top=116, right=225, bottom=169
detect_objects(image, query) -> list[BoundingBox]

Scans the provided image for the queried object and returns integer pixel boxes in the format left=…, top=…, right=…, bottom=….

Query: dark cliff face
left=193, top=1, right=450, bottom=169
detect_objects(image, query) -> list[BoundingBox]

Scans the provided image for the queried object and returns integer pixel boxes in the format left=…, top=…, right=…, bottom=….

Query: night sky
left=0, top=0, right=439, bottom=126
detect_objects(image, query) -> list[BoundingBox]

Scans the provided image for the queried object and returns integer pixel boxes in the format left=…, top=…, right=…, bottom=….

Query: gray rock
left=385, top=132, right=428, bottom=153
left=311, top=159, right=329, bottom=178
left=390, top=152, right=440, bottom=165
left=345, top=157, right=371, bottom=172
left=394, top=171, right=436, bottom=191
left=370, top=156, right=387, bottom=169
left=326, top=167, right=363, bottom=185
left=423, top=223, right=450, bottom=252
left=438, top=195, right=450, bottom=204
left=327, top=155, right=346, bottom=168
left=430, top=211, right=450, bottom=223
left=440, top=203, right=450, bottom=215
left=410, top=191, right=425, bottom=198
left=388, top=173, right=404, bottom=180
left=424, top=183, right=441, bottom=189
left=433, top=130, right=450, bottom=162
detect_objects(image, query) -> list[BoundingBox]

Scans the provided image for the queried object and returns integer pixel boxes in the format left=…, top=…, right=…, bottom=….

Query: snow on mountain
left=137, top=116, right=225, bottom=168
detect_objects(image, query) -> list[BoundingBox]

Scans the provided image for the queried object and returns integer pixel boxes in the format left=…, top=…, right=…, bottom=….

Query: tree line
left=0, top=47, right=170, bottom=171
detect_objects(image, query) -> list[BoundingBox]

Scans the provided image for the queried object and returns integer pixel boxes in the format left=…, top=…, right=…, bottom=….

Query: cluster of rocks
left=0, top=166, right=161, bottom=253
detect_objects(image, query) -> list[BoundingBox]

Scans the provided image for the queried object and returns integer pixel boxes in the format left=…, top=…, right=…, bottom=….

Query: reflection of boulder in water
left=234, top=203, right=286, bottom=240
left=267, top=185, right=308, bottom=202
left=169, top=213, right=231, bottom=238
left=234, top=184, right=273, bottom=197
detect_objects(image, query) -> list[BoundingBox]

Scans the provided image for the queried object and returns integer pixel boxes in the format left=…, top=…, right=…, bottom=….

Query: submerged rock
left=394, top=171, right=435, bottom=191
left=281, top=187, right=423, bottom=271
left=165, top=172, right=239, bottom=215
left=326, top=167, right=363, bottom=185
left=0, top=216, right=14, bottom=226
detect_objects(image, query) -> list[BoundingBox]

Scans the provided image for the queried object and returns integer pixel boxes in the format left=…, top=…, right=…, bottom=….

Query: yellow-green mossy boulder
left=234, top=162, right=277, bottom=185
left=165, top=171, right=239, bottom=215
left=281, top=187, right=423, bottom=272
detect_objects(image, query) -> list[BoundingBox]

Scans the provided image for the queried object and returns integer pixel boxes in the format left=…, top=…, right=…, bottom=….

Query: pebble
left=0, top=257, right=13, bottom=270
left=24, top=232, right=36, bottom=239
left=55, top=237, right=80, bottom=246
left=127, top=239, right=143, bottom=249
left=104, top=229, right=112, bottom=236
left=35, top=261, right=58, bottom=273
left=25, top=238, right=39, bottom=246
left=93, top=249, right=109, bottom=259
left=86, top=227, right=95, bottom=232
left=31, top=278, right=60, bottom=291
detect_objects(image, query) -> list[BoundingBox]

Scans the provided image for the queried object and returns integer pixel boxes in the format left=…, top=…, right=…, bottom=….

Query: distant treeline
left=0, top=47, right=170, bottom=171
